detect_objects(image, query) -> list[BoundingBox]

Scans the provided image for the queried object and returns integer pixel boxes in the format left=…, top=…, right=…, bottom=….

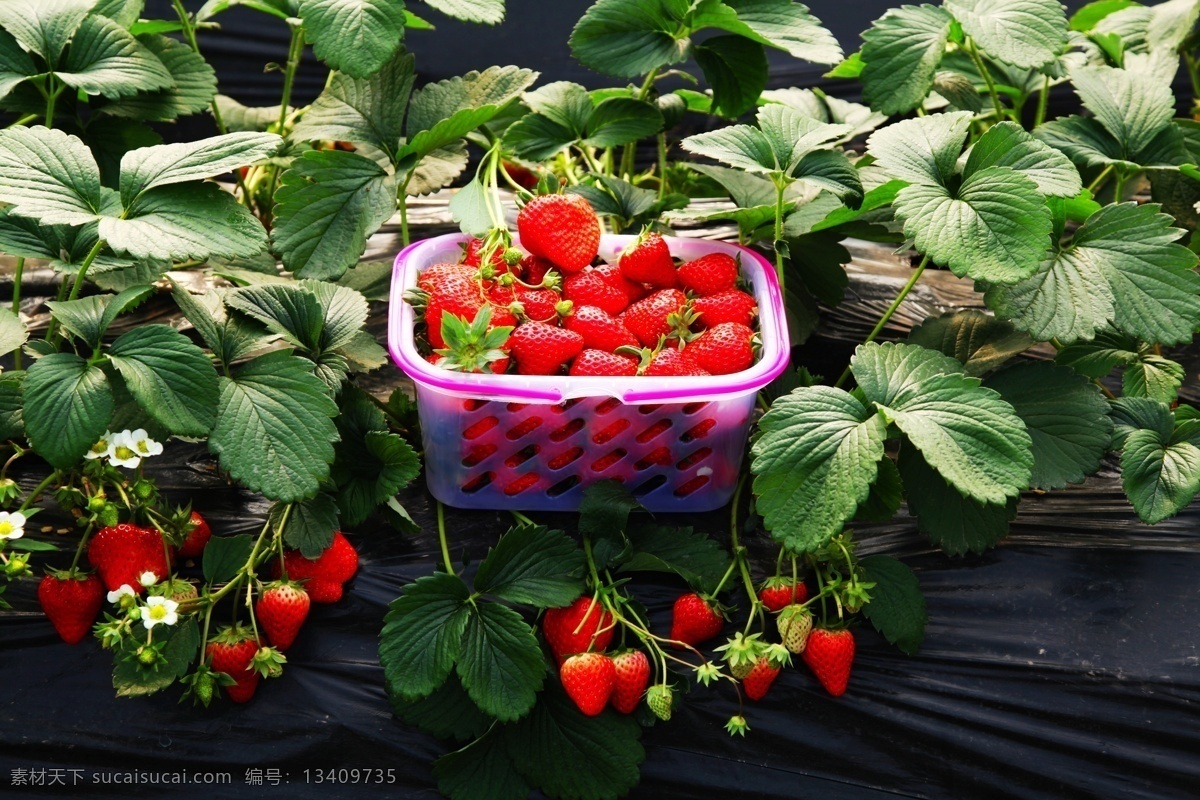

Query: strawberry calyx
left=251, top=645, right=287, bottom=679
left=725, top=714, right=750, bottom=737
left=433, top=306, right=513, bottom=374
left=713, top=631, right=765, bottom=678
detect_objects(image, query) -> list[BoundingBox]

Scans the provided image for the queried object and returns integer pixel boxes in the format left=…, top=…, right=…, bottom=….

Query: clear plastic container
left=388, top=233, right=790, bottom=511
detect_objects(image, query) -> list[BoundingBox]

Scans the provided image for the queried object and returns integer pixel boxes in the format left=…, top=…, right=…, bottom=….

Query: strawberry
left=560, top=652, right=616, bottom=716
left=206, top=625, right=262, bottom=703
left=777, top=604, right=813, bottom=654
left=677, top=252, right=739, bottom=296
left=743, top=656, right=782, bottom=701
left=618, top=232, right=676, bottom=288
left=620, top=289, right=691, bottom=348
left=520, top=255, right=558, bottom=288
left=642, top=347, right=710, bottom=377
left=276, top=531, right=358, bottom=604
left=461, top=237, right=507, bottom=269
left=514, top=287, right=568, bottom=323
left=38, top=570, right=103, bottom=644
left=610, top=650, right=650, bottom=714
left=255, top=580, right=310, bottom=651
left=669, top=592, right=724, bottom=649
left=802, top=627, right=855, bottom=697
left=517, top=194, right=601, bottom=273
left=87, top=523, right=170, bottom=593
left=685, top=322, right=755, bottom=375
left=595, top=262, right=647, bottom=303
left=176, top=511, right=211, bottom=559
left=646, top=684, right=673, bottom=721
left=714, top=632, right=764, bottom=680
left=542, top=596, right=614, bottom=663
left=434, top=306, right=513, bottom=374
left=759, top=578, right=808, bottom=612
left=565, top=305, right=639, bottom=352
left=502, top=160, right=540, bottom=190
left=564, top=268, right=629, bottom=315
left=692, top=289, right=757, bottom=329
left=420, top=264, right=485, bottom=350
left=508, top=321, right=584, bottom=375
left=570, top=350, right=638, bottom=376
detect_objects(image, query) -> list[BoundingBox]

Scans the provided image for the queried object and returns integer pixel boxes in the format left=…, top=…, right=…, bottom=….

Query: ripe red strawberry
left=564, top=268, right=629, bottom=315
left=678, top=252, right=739, bottom=296
left=610, top=650, right=650, bottom=714
left=508, top=321, right=584, bottom=375
left=38, top=571, right=103, bottom=644
left=565, top=305, right=639, bottom=352
left=570, top=350, right=638, bottom=376
left=461, top=237, right=507, bottom=269
left=595, top=262, right=647, bottom=303
left=644, top=347, right=710, bottom=377
left=514, top=287, right=567, bottom=323
left=176, top=512, right=212, bottom=559
left=502, top=160, right=540, bottom=190
left=543, top=596, right=613, bottom=663
left=420, top=264, right=485, bottom=349
left=620, top=289, right=691, bottom=347
left=802, top=627, right=856, bottom=697
left=520, top=255, right=558, bottom=288
left=743, top=656, right=782, bottom=701
left=759, top=578, right=808, bottom=612
left=686, top=322, right=755, bottom=375
left=87, top=523, right=170, bottom=593
left=517, top=194, right=601, bottom=273
left=560, top=652, right=616, bottom=716
left=669, top=592, right=724, bottom=649
left=276, top=531, right=358, bottom=604
left=693, top=289, right=757, bottom=329
left=618, top=232, right=676, bottom=288
left=255, top=580, right=310, bottom=651
left=206, top=625, right=262, bottom=703
left=435, top=306, right=514, bottom=374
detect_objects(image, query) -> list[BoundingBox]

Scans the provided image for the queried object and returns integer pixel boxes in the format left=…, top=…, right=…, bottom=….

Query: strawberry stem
left=437, top=501, right=455, bottom=575
left=17, top=470, right=59, bottom=513
left=834, top=253, right=930, bottom=389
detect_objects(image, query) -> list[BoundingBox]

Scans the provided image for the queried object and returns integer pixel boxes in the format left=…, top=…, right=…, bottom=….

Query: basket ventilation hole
left=635, top=419, right=673, bottom=443
left=462, top=444, right=497, bottom=467
left=632, top=475, right=668, bottom=496
left=550, top=399, right=582, bottom=414
left=503, top=473, right=541, bottom=496
left=681, top=418, right=717, bottom=442
left=547, top=476, right=581, bottom=497
left=638, top=404, right=662, bottom=415
left=463, top=399, right=489, bottom=412
left=635, top=447, right=673, bottom=471
left=548, top=447, right=584, bottom=470
left=504, top=445, right=540, bottom=468
left=595, top=398, right=622, bottom=415
left=592, top=418, right=630, bottom=444
left=682, top=402, right=709, bottom=415
left=549, top=418, right=585, bottom=442
left=674, top=474, right=710, bottom=497
left=591, top=448, right=627, bottom=472
left=505, top=416, right=544, bottom=441
left=461, top=472, right=495, bottom=494
left=462, top=416, right=499, bottom=440
left=676, top=447, right=713, bottom=470
left=507, top=402, right=528, bottom=412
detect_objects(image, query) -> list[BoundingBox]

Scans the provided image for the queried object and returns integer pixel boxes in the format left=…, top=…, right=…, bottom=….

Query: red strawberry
left=743, top=656, right=782, bottom=701
left=206, top=625, right=262, bottom=703
left=610, top=650, right=651, bottom=714
left=678, top=252, right=739, bottom=296
left=543, top=596, right=613, bottom=662
left=418, top=262, right=476, bottom=294
left=564, top=268, right=629, bottom=315
left=521, top=255, right=558, bottom=288
left=618, top=232, right=676, bottom=288
left=255, top=581, right=310, bottom=651
left=461, top=238, right=507, bottom=269
left=514, top=287, right=567, bottom=323
left=38, top=571, right=103, bottom=644
left=669, top=592, right=724, bottom=649
left=686, top=322, right=755, bottom=375
left=565, top=305, right=639, bottom=353
left=644, top=347, right=710, bottom=377
left=620, top=289, right=691, bottom=347
left=595, top=262, right=647, bottom=303
left=517, top=194, right=601, bottom=273
left=176, top=512, right=211, bottom=559
left=560, top=652, right=616, bottom=716
left=508, top=321, right=584, bottom=375
left=570, top=350, right=638, bottom=376
left=802, top=627, right=856, bottom=697
left=502, top=160, right=540, bottom=190
left=87, top=523, right=170, bottom=593
left=693, top=289, right=757, bottom=329
left=420, top=264, right=485, bottom=349
left=276, top=531, right=358, bottom=604
left=759, top=578, right=808, bottom=612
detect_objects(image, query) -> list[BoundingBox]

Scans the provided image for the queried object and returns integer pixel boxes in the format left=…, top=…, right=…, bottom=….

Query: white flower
left=107, top=584, right=136, bottom=604
left=139, top=570, right=158, bottom=587
left=0, top=511, right=26, bottom=541
left=106, top=430, right=143, bottom=469
left=142, top=596, right=179, bottom=630
left=128, top=429, right=163, bottom=459
left=85, top=432, right=114, bottom=461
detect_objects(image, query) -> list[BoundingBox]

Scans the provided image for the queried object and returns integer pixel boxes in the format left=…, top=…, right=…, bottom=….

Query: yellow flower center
left=149, top=604, right=169, bottom=621
left=0, top=521, right=12, bottom=537
left=114, top=446, right=136, bottom=460
left=91, top=440, right=108, bottom=454
left=136, top=440, right=151, bottom=454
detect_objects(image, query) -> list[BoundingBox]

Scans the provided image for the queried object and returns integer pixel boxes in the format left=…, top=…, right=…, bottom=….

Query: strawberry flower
left=139, top=571, right=159, bottom=587
left=128, top=429, right=164, bottom=460
left=142, top=596, right=179, bottom=630
left=107, top=584, right=136, bottom=605
left=85, top=432, right=114, bottom=461
left=106, top=429, right=163, bottom=469
left=0, top=511, right=26, bottom=541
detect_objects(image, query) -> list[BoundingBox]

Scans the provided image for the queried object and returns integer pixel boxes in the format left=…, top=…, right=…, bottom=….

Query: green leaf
left=986, top=361, right=1112, bottom=489
left=857, top=454, right=903, bottom=521
left=859, top=554, right=926, bottom=654
left=380, top=572, right=472, bottom=701
left=907, top=310, right=1034, bottom=376
left=0, top=372, right=24, bottom=440
left=760, top=86, right=887, bottom=141
left=113, top=618, right=199, bottom=697
left=422, top=0, right=504, bottom=24
left=171, top=284, right=269, bottom=366
left=212, top=95, right=281, bottom=133
left=0, top=125, right=104, bottom=226
left=859, top=4, right=954, bottom=115
left=0, top=0, right=92, bottom=64
left=0, top=28, right=36, bottom=100
left=965, top=121, right=1082, bottom=198
left=1070, top=65, right=1176, bottom=158
left=297, top=0, right=406, bottom=79
left=202, top=533, right=254, bottom=583
left=390, top=674, right=493, bottom=744
left=97, top=30, right=216, bottom=121
left=581, top=97, right=664, bottom=149
left=208, top=351, right=339, bottom=502
left=1055, top=328, right=1139, bottom=377
left=22, top=353, right=114, bottom=469
left=456, top=602, right=545, bottom=722
left=108, top=324, right=219, bottom=437
left=46, top=290, right=148, bottom=349
left=853, top=342, right=1033, bottom=503
left=1123, top=355, right=1185, bottom=404
left=406, top=142, right=468, bottom=196
left=448, top=177, right=493, bottom=237
left=406, top=65, right=538, bottom=142
left=681, top=103, right=849, bottom=176
left=1110, top=397, right=1171, bottom=450
left=118, top=132, right=281, bottom=208
left=504, top=113, right=576, bottom=162
left=333, top=431, right=420, bottom=526
left=751, top=386, right=887, bottom=551
left=0, top=307, right=27, bottom=359
left=985, top=203, right=1200, bottom=346
left=694, top=35, right=768, bottom=119
left=568, top=0, right=690, bottom=79
left=102, top=182, right=269, bottom=261
left=693, top=0, right=842, bottom=65
left=434, top=728, right=529, bottom=800
left=1122, top=421, right=1200, bottom=524
left=945, top=0, right=1067, bottom=68
left=271, top=493, right=339, bottom=557
left=578, top=480, right=639, bottom=541
left=867, top=111, right=973, bottom=186
left=619, top=523, right=731, bottom=594
left=473, top=524, right=586, bottom=608
left=898, top=446, right=1018, bottom=556
left=1148, top=0, right=1200, bottom=50
left=225, top=279, right=368, bottom=354
left=1071, top=0, right=1138, bottom=32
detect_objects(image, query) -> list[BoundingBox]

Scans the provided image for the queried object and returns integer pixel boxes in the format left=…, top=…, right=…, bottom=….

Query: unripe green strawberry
left=646, top=684, right=673, bottom=721
left=777, top=604, right=813, bottom=654
left=714, top=632, right=763, bottom=679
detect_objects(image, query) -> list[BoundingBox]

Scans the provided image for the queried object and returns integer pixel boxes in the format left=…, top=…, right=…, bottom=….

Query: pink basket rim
left=388, top=232, right=790, bottom=404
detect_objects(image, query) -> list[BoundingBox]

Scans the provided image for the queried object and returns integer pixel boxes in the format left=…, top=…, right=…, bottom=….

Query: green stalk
left=1186, top=52, right=1200, bottom=104
left=618, top=68, right=662, bottom=180
left=437, top=501, right=454, bottom=574
left=833, top=253, right=931, bottom=389
left=772, top=177, right=788, bottom=294
left=17, top=470, right=59, bottom=513
left=11, top=257, right=23, bottom=370
left=45, top=238, right=106, bottom=343
left=1087, top=164, right=1115, bottom=196
left=1034, top=75, right=1052, bottom=128
left=398, top=174, right=413, bottom=247
left=578, top=145, right=603, bottom=175
left=1113, top=169, right=1128, bottom=203
left=965, top=38, right=1006, bottom=121
left=7, top=113, right=36, bottom=129
left=277, top=23, right=305, bottom=134
left=44, top=76, right=60, bottom=129
left=657, top=133, right=669, bottom=200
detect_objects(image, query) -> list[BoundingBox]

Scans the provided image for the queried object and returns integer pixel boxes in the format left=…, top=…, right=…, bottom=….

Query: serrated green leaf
left=423, top=0, right=504, bottom=24
left=760, top=87, right=887, bottom=141
left=380, top=572, right=472, bottom=701
left=208, top=351, right=339, bottom=502
left=945, top=0, right=1067, bottom=68
left=47, top=287, right=152, bottom=349
left=985, top=202, right=1200, bottom=346
left=907, top=310, right=1034, bottom=377
left=0, top=28, right=36, bottom=100
left=406, top=142, right=469, bottom=196
left=297, top=0, right=406, bottom=79
left=0, top=308, right=27, bottom=359
left=113, top=617, right=199, bottom=697
left=681, top=103, right=848, bottom=176
left=694, top=34, right=768, bottom=119
left=504, top=113, right=575, bottom=161
left=23, top=353, right=114, bottom=469
left=859, top=554, right=926, bottom=654
left=390, top=674, right=493, bottom=744
left=171, top=284, right=269, bottom=366
left=224, top=282, right=323, bottom=351
left=857, top=454, right=903, bottom=521
left=1070, top=65, right=1176, bottom=158
left=473, top=524, right=586, bottom=608
left=0, top=372, right=24, bottom=440
left=333, top=430, right=420, bottom=526
left=1054, top=329, right=1139, bottom=377
left=202, top=533, right=254, bottom=583
left=898, top=446, right=1018, bottom=555
left=582, top=97, right=664, bottom=149
left=966, top=121, right=1082, bottom=197
left=457, top=602, right=544, bottom=722
left=448, top=178, right=493, bottom=237
left=108, top=324, right=219, bottom=436
left=619, top=523, right=731, bottom=593
left=579, top=479, right=639, bottom=541
left=272, top=494, right=339, bottom=557
left=406, top=65, right=538, bottom=140
left=1122, top=421, right=1200, bottom=524
left=1148, top=0, right=1200, bottom=50
left=751, top=386, right=887, bottom=551
left=434, top=728, right=529, bottom=800
left=1123, top=355, right=1185, bottom=404
left=0, top=126, right=104, bottom=226
left=1110, top=397, right=1171, bottom=450
left=118, top=132, right=280, bottom=207
left=860, top=4, right=954, bottom=115
left=212, top=95, right=280, bottom=133
left=1071, top=0, right=1139, bottom=32
left=0, top=0, right=92, bottom=64
left=58, top=14, right=173, bottom=100
left=568, top=0, right=691, bottom=79
left=693, top=0, right=842, bottom=64
left=867, top=111, right=973, bottom=186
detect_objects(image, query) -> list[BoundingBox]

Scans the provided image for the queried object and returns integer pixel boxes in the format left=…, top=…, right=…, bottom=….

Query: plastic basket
left=387, top=233, right=789, bottom=511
